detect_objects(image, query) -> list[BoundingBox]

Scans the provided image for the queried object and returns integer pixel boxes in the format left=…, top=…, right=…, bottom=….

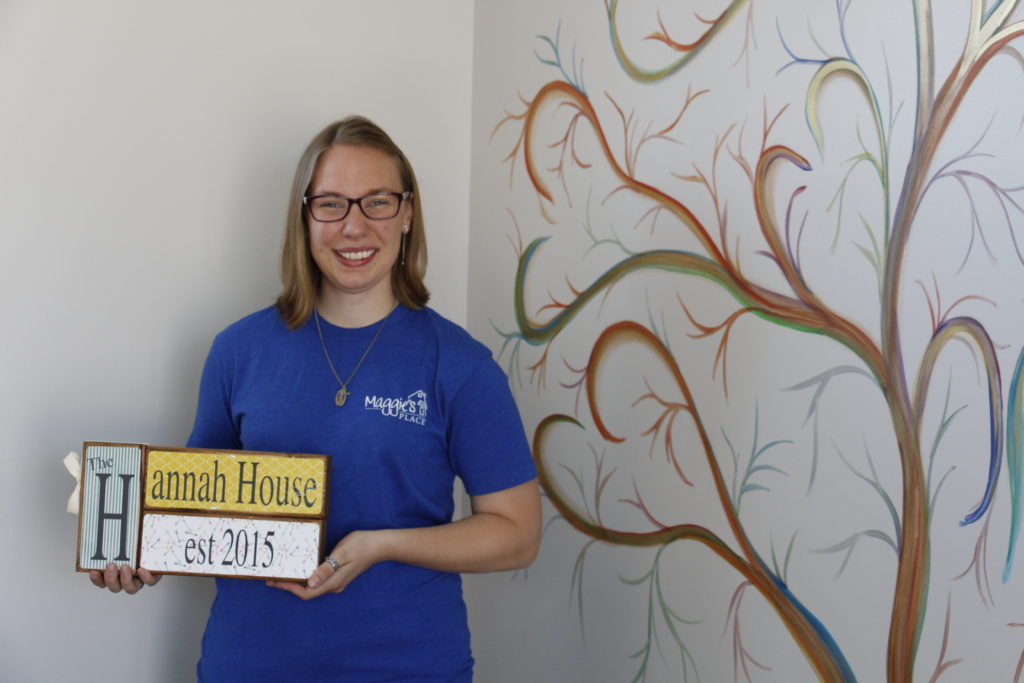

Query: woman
left=92, top=116, right=541, bottom=681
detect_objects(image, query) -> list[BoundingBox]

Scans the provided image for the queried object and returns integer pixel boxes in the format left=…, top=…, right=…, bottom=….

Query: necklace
left=313, top=303, right=397, bottom=407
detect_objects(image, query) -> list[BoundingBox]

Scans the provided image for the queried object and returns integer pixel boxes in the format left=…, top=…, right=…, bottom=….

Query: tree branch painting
left=481, top=1, right=1024, bottom=680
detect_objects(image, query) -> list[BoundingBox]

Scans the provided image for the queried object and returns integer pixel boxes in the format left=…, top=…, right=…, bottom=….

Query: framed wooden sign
left=75, top=442, right=329, bottom=581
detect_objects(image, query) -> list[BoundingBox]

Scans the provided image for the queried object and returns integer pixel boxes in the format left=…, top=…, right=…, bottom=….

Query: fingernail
left=308, top=576, right=320, bottom=588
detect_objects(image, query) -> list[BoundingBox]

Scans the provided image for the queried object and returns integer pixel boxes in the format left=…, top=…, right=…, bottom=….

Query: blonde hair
left=276, top=116, right=429, bottom=329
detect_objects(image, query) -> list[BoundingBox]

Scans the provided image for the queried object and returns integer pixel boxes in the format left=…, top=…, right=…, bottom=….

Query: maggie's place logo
left=364, top=390, right=428, bottom=426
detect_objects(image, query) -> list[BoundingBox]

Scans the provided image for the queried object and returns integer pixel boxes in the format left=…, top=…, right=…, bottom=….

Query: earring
left=400, top=233, right=406, bottom=266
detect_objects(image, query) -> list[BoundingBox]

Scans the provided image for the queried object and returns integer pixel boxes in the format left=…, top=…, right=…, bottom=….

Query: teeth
left=339, top=249, right=374, bottom=260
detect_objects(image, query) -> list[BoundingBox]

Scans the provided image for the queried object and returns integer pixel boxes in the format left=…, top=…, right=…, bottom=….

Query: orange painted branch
left=518, top=82, right=889, bottom=389
left=535, top=413, right=852, bottom=681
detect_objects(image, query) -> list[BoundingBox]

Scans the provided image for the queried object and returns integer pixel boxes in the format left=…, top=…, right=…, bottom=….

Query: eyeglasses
left=303, top=191, right=410, bottom=222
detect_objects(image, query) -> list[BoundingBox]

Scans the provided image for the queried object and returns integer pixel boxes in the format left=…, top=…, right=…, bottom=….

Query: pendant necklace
left=313, top=303, right=397, bottom=407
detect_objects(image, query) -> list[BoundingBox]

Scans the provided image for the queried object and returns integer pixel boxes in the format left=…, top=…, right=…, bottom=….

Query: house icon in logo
left=406, top=390, right=428, bottom=417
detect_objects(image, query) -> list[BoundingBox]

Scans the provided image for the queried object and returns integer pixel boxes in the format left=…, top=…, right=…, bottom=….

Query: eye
left=313, top=196, right=349, bottom=211
left=366, top=195, right=394, bottom=209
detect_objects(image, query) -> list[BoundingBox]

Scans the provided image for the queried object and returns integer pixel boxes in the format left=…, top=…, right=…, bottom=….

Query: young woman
left=92, top=116, right=541, bottom=681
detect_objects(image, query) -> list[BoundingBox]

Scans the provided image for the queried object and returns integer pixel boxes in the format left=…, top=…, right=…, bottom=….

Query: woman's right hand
left=89, top=563, right=161, bottom=595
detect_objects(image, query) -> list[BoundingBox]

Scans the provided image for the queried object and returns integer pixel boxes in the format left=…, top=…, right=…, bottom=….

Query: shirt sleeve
left=446, top=356, right=537, bottom=496
left=186, top=333, right=243, bottom=451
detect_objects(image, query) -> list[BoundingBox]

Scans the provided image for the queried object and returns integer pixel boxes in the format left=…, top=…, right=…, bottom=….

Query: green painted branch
left=518, top=82, right=888, bottom=386
left=606, top=0, right=749, bottom=83
left=514, top=239, right=889, bottom=394
left=754, top=146, right=885, bottom=376
left=534, top=414, right=853, bottom=681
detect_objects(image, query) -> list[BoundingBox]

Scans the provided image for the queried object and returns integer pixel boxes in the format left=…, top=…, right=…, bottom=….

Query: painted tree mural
left=486, top=1, right=1024, bottom=680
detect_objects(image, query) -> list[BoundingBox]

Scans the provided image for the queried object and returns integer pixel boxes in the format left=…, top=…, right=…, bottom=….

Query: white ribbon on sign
left=64, top=451, right=81, bottom=515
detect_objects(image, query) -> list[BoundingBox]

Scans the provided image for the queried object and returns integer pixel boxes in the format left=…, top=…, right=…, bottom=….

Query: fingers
left=89, top=563, right=150, bottom=594
left=268, top=558, right=343, bottom=600
left=265, top=531, right=381, bottom=600
left=103, top=563, right=121, bottom=592
left=266, top=556, right=354, bottom=600
left=305, top=557, right=340, bottom=590
left=137, top=567, right=161, bottom=587
left=266, top=579, right=316, bottom=599
left=121, top=565, right=145, bottom=594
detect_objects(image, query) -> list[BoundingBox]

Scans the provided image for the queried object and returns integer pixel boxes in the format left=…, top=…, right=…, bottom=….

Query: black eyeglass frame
left=302, top=191, right=411, bottom=222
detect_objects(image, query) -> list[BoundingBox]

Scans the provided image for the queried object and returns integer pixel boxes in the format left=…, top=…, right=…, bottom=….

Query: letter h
left=90, top=473, right=135, bottom=562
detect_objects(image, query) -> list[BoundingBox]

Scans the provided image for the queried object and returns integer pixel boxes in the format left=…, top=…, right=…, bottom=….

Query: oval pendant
left=335, top=387, right=349, bottom=407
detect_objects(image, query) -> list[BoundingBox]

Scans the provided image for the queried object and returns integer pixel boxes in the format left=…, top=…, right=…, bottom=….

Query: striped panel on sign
left=78, top=444, right=143, bottom=570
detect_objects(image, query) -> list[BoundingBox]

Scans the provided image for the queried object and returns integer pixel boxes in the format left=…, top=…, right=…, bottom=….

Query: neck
left=315, top=288, right=398, bottom=328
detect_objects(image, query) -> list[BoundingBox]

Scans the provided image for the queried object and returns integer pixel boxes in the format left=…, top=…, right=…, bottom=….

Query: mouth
left=335, top=248, right=377, bottom=264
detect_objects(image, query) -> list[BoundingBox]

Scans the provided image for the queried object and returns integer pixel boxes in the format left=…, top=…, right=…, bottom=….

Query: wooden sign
left=76, top=442, right=329, bottom=580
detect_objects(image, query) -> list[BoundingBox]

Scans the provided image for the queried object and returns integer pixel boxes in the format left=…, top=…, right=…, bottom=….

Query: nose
left=339, top=210, right=370, bottom=238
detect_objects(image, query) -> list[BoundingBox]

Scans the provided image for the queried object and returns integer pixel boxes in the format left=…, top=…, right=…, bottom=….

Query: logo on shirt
left=364, top=390, right=428, bottom=426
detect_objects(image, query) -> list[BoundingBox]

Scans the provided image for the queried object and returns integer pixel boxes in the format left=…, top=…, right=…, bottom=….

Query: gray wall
left=0, top=2, right=473, bottom=680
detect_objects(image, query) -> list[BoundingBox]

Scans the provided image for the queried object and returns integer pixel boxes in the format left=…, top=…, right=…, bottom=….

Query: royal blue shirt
left=188, top=305, right=537, bottom=682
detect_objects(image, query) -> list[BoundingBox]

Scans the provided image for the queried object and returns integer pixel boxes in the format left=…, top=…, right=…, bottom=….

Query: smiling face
left=306, top=145, right=412, bottom=316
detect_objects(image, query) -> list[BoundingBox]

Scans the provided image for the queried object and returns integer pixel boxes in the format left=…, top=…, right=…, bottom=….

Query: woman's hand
left=266, top=530, right=384, bottom=600
left=89, top=563, right=161, bottom=595
left=266, top=480, right=541, bottom=601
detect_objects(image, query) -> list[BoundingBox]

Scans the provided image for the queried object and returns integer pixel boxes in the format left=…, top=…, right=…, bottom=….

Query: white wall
left=0, top=1, right=473, bottom=680
left=466, top=0, right=1024, bottom=681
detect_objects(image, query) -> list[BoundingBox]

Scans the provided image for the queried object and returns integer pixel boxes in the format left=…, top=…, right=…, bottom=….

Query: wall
left=467, top=0, right=1024, bottom=681
left=9, top=1, right=1024, bottom=680
left=0, top=1, right=473, bottom=680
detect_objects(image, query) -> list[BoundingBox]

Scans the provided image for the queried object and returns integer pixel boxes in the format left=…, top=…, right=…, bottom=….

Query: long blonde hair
left=276, top=116, right=429, bottom=329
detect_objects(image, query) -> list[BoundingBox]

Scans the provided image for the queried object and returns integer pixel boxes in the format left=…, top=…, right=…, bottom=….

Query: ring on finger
left=324, top=555, right=340, bottom=572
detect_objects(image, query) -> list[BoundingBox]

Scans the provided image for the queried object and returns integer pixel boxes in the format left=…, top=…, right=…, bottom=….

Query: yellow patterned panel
left=145, top=450, right=327, bottom=516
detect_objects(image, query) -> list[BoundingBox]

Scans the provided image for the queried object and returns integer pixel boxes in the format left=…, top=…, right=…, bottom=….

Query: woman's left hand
left=266, top=480, right=541, bottom=600
left=266, top=530, right=383, bottom=600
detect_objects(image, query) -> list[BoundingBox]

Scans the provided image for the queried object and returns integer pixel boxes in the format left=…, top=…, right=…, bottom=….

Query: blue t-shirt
left=187, top=305, right=537, bottom=682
